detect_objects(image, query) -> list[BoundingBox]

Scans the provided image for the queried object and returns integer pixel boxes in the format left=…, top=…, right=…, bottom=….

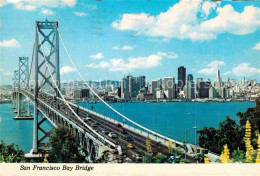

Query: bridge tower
left=12, top=70, right=18, bottom=110
left=13, top=57, right=32, bottom=120
left=30, top=19, right=60, bottom=155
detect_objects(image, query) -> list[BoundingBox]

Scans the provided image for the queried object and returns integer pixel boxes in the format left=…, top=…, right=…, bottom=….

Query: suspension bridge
left=11, top=20, right=219, bottom=163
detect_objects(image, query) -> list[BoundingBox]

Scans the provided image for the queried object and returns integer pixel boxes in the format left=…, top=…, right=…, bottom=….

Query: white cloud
left=90, top=52, right=103, bottom=59
left=197, top=60, right=225, bottom=75
left=197, top=67, right=216, bottom=75
left=42, top=8, right=54, bottom=15
left=253, top=41, right=260, bottom=50
left=232, top=63, right=260, bottom=77
left=86, top=4, right=97, bottom=10
left=3, top=71, right=12, bottom=76
left=207, top=60, right=225, bottom=68
left=86, top=54, right=162, bottom=72
left=60, top=66, right=76, bottom=75
left=157, top=51, right=178, bottom=59
left=86, top=61, right=109, bottom=69
left=0, top=0, right=76, bottom=11
left=112, top=0, right=260, bottom=41
left=74, top=12, right=87, bottom=17
left=223, top=71, right=231, bottom=76
left=112, top=45, right=134, bottom=50
left=110, top=55, right=162, bottom=71
left=0, top=39, right=20, bottom=48
left=201, top=1, right=217, bottom=18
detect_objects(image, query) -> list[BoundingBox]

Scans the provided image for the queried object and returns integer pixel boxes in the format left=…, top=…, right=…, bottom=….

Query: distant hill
left=0, top=85, right=12, bottom=90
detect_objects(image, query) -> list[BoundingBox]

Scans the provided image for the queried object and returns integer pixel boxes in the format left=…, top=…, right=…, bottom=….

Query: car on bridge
left=127, top=144, right=136, bottom=149
left=123, top=134, right=133, bottom=141
left=120, top=129, right=128, bottom=134
left=108, top=132, right=118, bottom=138
left=92, top=121, right=100, bottom=127
left=101, top=129, right=109, bottom=134
left=116, top=123, right=122, bottom=127
left=83, top=117, right=91, bottom=122
left=87, top=113, right=92, bottom=118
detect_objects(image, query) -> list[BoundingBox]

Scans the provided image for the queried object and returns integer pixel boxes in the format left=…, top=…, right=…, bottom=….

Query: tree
left=198, top=126, right=220, bottom=153
left=96, top=150, right=111, bottom=163
left=218, top=116, right=243, bottom=153
left=237, top=97, right=260, bottom=148
left=198, top=96, right=260, bottom=161
left=0, top=141, right=24, bottom=163
left=231, top=148, right=245, bottom=163
left=48, top=125, right=85, bottom=163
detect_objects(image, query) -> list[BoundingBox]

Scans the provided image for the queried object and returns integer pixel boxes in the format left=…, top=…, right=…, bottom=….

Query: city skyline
left=0, top=0, right=260, bottom=85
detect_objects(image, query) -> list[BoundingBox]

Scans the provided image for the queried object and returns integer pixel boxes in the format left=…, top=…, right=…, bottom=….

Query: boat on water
left=88, top=99, right=97, bottom=104
left=145, top=99, right=158, bottom=103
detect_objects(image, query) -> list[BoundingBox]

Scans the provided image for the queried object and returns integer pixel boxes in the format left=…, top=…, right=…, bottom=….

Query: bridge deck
left=15, top=88, right=219, bottom=162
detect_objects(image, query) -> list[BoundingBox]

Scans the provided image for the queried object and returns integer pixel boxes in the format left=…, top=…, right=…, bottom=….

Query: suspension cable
left=56, top=26, right=179, bottom=143
left=36, top=26, right=116, bottom=148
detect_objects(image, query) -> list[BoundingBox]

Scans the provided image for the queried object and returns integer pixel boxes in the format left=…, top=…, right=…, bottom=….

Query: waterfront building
left=151, top=80, right=157, bottom=98
left=198, top=81, right=211, bottom=98
left=195, top=78, right=203, bottom=98
left=209, top=87, right=219, bottom=99
left=129, top=76, right=139, bottom=99
left=221, top=87, right=226, bottom=99
left=117, top=86, right=121, bottom=98
left=157, top=78, right=162, bottom=90
left=81, top=89, right=90, bottom=99
left=73, top=89, right=81, bottom=99
left=163, top=77, right=175, bottom=99
left=178, top=66, right=186, bottom=92
left=156, top=88, right=163, bottom=99
left=215, top=64, right=222, bottom=96
left=138, top=76, right=146, bottom=90
left=121, top=76, right=130, bottom=99
left=186, top=74, right=195, bottom=99
left=230, top=79, right=236, bottom=87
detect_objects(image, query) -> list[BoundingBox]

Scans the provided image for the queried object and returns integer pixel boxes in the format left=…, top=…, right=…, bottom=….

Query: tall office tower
left=73, top=89, right=82, bottom=99
left=186, top=74, right=195, bottom=99
left=215, top=64, right=222, bottom=95
left=226, top=77, right=230, bottom=83
left=117, top=86, right=121, bottom=98
left=138, top=76, right=146, bottom=89
left=242, top=77, right=246, bottom=86
left=195, top=78, right=203, bottom=98
left=198, top=81, right=211, bottom=98
left=121, top=76, right=130, bottom=99
left=163, top=77, right=175, bottom=99
left=129, top=76, right=139, bottom=99
left=157, top=78, right=162, bottom=90
left=178, top=66, right=186, bottom=92
left=230, top=79, right=236, bottom=87
left=151, top=80, right=158, bottom=98
left=81, top=89, right=90, bottom=98
left=209, top=87, right=219, bottom=99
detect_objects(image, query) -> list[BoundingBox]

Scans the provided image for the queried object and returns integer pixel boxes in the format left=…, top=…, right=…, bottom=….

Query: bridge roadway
left=20, top=88, right=196, bottom=163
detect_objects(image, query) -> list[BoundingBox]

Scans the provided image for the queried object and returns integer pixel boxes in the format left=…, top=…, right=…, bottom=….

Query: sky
left=0, top=0, right=259, bottom=85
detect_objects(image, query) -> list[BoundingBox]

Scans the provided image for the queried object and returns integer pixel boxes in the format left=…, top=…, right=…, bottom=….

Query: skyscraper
left=163, top=77, right=175, bottom=99
left=186, top=74, right=195, bottom=99
left=151, top=80, right=157, bottom=98
left=178, top=66, right=186, bottom=92
left=129, top=76, right=139, bottom=98
left=215, top=64, right=222, bottom=95
left=121, top=76, right=130, bottom=99
left=138, top=76, right=146, bottom=89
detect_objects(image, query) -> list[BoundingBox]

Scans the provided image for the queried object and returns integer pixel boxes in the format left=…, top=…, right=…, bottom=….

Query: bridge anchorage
left=12, top=19, right=219, bottom=163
